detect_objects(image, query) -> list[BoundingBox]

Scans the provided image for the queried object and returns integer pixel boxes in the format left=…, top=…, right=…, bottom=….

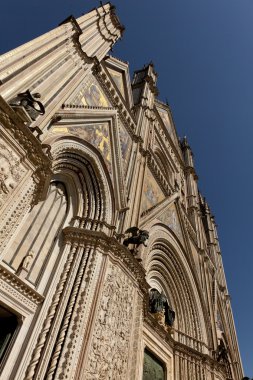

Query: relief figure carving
left=0, top=142, right=26, bottom=208
left=84, top=264, right=135, bottom=379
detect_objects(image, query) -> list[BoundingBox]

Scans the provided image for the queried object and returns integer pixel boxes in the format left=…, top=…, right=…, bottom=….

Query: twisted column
left=24, top=244, right=77, bottom=380
left=45, top=247, right=90, bottom=380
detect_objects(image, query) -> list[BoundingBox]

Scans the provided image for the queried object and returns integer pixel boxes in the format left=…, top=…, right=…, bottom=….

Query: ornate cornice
left=59, top=15, right=83, bottom=36
left=96, top=4, right=124, bottom=44
left=109, top=5, right=125, bottom=35
left=0, top=265, right=44, bottom=306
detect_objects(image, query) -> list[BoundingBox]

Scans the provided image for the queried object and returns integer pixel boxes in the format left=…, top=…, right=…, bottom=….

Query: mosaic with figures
left=52, top=123, right=112, bottom=173
left=68, top=75, right=110, bottom=107
left=141, top=168, right=165, bottom=213
left=119, top=123, right=132, bottom=172
left=108, top=68, right=125, bottom=97
left=158, top=203, right=183, bottom=242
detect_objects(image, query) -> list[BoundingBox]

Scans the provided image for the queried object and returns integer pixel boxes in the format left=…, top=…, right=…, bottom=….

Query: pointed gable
left=104, top=56, right=134, bottom=108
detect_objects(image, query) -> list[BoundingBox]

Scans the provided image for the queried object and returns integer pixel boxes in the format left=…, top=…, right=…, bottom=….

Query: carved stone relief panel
left=84, top=263, right=135, bottom=380
left=0, top=134, right=27, bottom=210
left=0, top=177, right=35, bottom=254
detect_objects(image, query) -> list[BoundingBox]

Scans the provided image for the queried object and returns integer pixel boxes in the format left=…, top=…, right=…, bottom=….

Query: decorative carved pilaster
left=45, top=246, right=90, bottom=380
left=24, top=244, right=78, bottom=380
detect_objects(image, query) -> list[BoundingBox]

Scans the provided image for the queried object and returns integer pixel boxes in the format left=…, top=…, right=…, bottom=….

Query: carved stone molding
left=63, top=227, right=149, bottom=293
left=0, top=96, right=52, bottom=205
left=145, top=314, right=218, bottom=373
left=180, top=204, right=198, bottom=246
left=0, top=265, right=44, bottom=310
left=153, top=119, right=183, bottom=171
left=95, top=62, right=137, bottom=137
left=147, top=155, right=172, bottom=196
left=96, top=4, right=124, bottom=45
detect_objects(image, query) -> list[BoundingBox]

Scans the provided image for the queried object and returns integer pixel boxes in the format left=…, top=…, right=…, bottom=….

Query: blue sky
left=1, top=0, right=252, bottom=376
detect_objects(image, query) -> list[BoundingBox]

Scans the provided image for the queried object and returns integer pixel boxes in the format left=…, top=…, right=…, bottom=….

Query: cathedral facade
left=0, top=3, right=243, bottom=379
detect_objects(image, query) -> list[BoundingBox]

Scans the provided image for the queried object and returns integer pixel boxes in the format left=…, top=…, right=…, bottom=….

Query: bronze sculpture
left=9, top=90, right=45, bottom=121
left=123, top=227, right=149, bottom=249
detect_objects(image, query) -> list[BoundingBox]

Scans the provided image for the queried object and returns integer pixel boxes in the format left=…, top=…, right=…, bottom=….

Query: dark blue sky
left=1, top=0, right=252, bottom=375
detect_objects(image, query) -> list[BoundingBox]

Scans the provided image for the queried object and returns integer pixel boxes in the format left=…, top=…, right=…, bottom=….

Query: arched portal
left=144, top=224, right=210, bottom=352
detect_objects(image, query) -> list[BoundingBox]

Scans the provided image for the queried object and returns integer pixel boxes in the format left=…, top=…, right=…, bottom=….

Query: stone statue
left=164, top=302, right=175, bottom=327
left=149, top=289, right=166, bottom=313
left=20, top=250, right=34, bottom=271
left=123, top=227, right=149, bottom=249
left=9, top=90, right=45, bottom=121
left=149, top=289, right=175, bottom=327
left=217, top=340, right=228, bottom=362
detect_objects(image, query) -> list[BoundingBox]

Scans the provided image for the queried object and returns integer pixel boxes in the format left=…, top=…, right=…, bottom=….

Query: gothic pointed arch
left=144, top=224, right=210, bottom=352
left=50, top=135, right=116, bottom=228
left=1, top=135, right=116, bottom=293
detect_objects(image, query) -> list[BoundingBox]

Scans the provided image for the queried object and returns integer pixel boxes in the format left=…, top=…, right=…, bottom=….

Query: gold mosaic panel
left=119, top=123, right=132, bottom=172
left=108, top=68, right=125, bottom=97
left=141, top=168, right=165, bottom=213
left=68, top=75, right=109, bottom=107
left=158, top=203, right=183, bottom=242
left=52, top=123, right=112, bottom=173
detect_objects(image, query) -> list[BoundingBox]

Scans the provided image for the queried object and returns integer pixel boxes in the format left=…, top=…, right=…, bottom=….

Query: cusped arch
left=144, top=224, right=210, bottom=352
left=49, top=136, right=115, bottom=227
